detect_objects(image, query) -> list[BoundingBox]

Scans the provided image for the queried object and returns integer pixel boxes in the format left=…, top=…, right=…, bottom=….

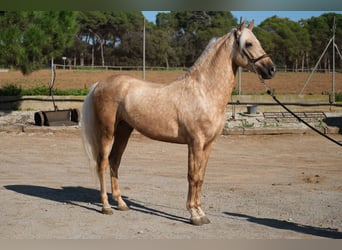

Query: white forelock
left=239, top=29, right=248, bottom=52
left=239, top=28, right=260, bottom=53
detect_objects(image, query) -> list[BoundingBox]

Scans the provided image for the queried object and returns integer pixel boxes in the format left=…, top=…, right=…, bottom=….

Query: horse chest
left=182, top=105, right=225, bottom=142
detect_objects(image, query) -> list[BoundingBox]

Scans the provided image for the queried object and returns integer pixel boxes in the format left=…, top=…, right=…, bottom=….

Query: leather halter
left=233, top=29, right=270, bottom=65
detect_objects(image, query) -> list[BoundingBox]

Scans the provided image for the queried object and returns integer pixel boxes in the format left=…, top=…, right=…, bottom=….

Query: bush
left=335, top=92, right=342, bottom=102
left=54, top=88, right=89, bottom=96
left=22, top=85, right=50, bottom=95
left=0, top=84, right=89, bottom=96
left=232, top=87, right=239, bottom=95
left=0, top=84, right=22, bottom=96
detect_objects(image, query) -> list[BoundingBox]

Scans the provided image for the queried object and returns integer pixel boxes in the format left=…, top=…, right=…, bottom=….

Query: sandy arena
left=0, top=126, right=341, bottom=239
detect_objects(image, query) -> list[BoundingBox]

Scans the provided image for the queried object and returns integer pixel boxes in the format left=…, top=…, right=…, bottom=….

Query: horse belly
left=136, top=120, right=184, bottom=143
left=122, top=99, right=185, bottom=143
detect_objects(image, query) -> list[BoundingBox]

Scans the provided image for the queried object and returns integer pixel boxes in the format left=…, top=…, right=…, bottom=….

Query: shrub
left=335, top=92, right=342, bottom=102
left=0, top=84, right=22, bottom=96
left=21, top=85, right=50, bottom=95
left=0, top=84, right=89, bottom=96
left=54, top=88, right=89, bottom=96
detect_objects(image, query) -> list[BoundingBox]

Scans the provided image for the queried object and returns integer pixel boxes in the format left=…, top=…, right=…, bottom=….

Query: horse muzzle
left=255, top=60, right=276, bottom=80
left=243, top=50, right=276, bottom=80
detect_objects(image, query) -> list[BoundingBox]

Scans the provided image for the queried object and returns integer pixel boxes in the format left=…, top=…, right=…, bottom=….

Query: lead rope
left=239, top=31, right=341, bottom=147
left=259, top=78, right=342, bottom=147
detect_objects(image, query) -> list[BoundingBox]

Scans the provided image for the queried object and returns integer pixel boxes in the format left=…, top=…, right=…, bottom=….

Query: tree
left=110, top=11, right=144, bottom=66
left=76, top=11, right=144, bottom=67
left=258, top=16, right=311, bottom=71
left=156, top=11, right=238, bottom=67
left=304, top=13, right=342, bottom=71
left=77, top=11, right=108, bottom=66
left=0, top=11, right=79, bottom=74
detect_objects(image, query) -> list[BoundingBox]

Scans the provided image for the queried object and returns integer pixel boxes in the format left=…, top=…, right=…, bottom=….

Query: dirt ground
left=0, top=127, right=341, bottom=239
left=1, top=67, right=342, bottom=239
left=0, top=69, right=341, bottom=95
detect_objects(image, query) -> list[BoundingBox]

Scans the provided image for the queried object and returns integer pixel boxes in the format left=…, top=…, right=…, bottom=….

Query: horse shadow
left=223, top=211, right=342, bottom=239
left=4, top=185, right=189, bottom=224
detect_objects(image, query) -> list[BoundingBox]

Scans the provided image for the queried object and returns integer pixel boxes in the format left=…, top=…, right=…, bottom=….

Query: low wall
left=0, top=94, right=334, bottom=111
left=230, top=94, right=330, bottom=105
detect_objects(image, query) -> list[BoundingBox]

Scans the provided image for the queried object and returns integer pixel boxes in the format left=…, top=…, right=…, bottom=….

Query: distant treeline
left=0, top=11, right=341, bottom=74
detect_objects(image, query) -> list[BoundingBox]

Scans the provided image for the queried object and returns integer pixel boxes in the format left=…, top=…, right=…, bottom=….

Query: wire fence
left=54, top=64, right=187, bottom=71
left=54, top=64, right=342, bottom=73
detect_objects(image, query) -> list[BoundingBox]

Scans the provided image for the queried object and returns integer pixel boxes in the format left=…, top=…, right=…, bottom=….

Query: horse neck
left=187, top=33, right=237, bottom=107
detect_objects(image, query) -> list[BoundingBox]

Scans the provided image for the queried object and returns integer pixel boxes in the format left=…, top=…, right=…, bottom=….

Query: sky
left=142, top=11, right=342, bottom=25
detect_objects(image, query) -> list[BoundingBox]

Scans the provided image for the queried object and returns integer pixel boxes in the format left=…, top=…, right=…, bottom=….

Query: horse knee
left=188, top=172, right=201, bottom=183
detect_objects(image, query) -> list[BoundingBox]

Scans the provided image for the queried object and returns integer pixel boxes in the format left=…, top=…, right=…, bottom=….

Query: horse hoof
left=118, top=205, right=130, bottom=211
left=190, top=217, right=204, bottom=226
left=201, top=216, right=211, bottom=224
left=102, top=207, right=113, bottom=215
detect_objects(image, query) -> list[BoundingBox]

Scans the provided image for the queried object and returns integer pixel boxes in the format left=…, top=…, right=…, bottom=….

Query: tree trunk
left=92, top=31, right=105, bottom=67
left=80, top=52, right=84, bottom=66
left=323, top=55, right=327, bottom=73
left=100, top=40, right=105, bottom=66
left=91, top=46, right=94, bottom=68
left=165, top=54, right=169, bottom=69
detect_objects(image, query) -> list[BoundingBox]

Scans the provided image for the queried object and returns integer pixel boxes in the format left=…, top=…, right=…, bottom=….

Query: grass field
left=0, top=69, right=341, bottom=95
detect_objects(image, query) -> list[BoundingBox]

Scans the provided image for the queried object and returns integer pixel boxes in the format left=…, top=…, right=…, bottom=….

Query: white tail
left=81, top=83, right=99, bottom=170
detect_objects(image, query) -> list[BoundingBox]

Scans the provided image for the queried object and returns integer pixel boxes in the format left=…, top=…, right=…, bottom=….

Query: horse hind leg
left=109, top=121, right=133, bottom=211
left=97, top=136, right=115, bottom=215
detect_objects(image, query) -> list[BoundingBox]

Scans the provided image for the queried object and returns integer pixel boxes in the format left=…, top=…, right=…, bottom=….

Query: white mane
left=186, top=33, right=234, bottom=75
left=205, top=37, right=218, bottom=51
left=195, top=37, right=219, bottom=63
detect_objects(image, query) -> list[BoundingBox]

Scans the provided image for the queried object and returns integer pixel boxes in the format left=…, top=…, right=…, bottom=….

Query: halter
left=232, top=28, right=273, bottom=86
left=233, top=29, right=270, bottom=66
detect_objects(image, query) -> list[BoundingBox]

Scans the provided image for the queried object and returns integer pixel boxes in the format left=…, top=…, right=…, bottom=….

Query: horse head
left=233, top=19, right=276, bottom=79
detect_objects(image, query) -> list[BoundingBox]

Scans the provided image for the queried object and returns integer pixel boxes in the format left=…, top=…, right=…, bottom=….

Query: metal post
left=50, top=58, right=54, bottom=89
left=143, top=17, right=146, bottom=80
left=49, top=58, right=57, bottom=111
left=238, top=66, right=242, bottom=95
left=299, top=38, right=332, bottom=95
left=62, top=56, right=67, bottom=70
left=332, top=16, right=336, bottom=103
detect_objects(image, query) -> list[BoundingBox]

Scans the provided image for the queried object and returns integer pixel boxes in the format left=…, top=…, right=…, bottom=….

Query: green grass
left=335, top=92, right=342, bottom=102
left=0, top=84, right=22, bottom=96
left=0, top=84, right=89, bottom=96
left=1, top=83, right=341, bottom=101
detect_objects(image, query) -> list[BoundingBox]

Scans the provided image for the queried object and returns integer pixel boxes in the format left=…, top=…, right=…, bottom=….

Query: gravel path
left=0, top=118, right=341, bottom=238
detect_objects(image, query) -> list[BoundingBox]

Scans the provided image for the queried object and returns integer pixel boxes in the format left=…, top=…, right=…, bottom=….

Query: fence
left=54, top=64, right=342, bottom=73
left=54, top=64, right=186, bottom=71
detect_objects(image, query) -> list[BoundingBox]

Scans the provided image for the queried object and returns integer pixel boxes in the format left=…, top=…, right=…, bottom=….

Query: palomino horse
left=81, top=20, right=275, bottom=225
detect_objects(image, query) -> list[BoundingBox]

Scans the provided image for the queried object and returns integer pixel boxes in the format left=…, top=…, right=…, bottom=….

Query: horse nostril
left=269, top=66, right=276, bottom=76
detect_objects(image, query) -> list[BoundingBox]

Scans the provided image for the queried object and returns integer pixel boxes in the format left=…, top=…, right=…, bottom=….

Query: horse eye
left=245, top=42, right=252, bottom=48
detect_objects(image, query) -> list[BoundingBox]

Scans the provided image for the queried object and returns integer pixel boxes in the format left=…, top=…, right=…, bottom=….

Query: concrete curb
left=1, top=124, right=340, bottom=136
left=222, top=126, right=340, bottom=136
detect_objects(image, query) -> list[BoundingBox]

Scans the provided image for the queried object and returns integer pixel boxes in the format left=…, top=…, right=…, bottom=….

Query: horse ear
left=248, top=20, right=255, bottom=30
left=239, top=18, right=247, bottom=31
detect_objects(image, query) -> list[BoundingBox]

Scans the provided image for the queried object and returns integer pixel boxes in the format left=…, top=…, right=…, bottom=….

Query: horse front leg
left=194, top=143, right=212, bottom=224
left=186, top=142, right=212, bottom=225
